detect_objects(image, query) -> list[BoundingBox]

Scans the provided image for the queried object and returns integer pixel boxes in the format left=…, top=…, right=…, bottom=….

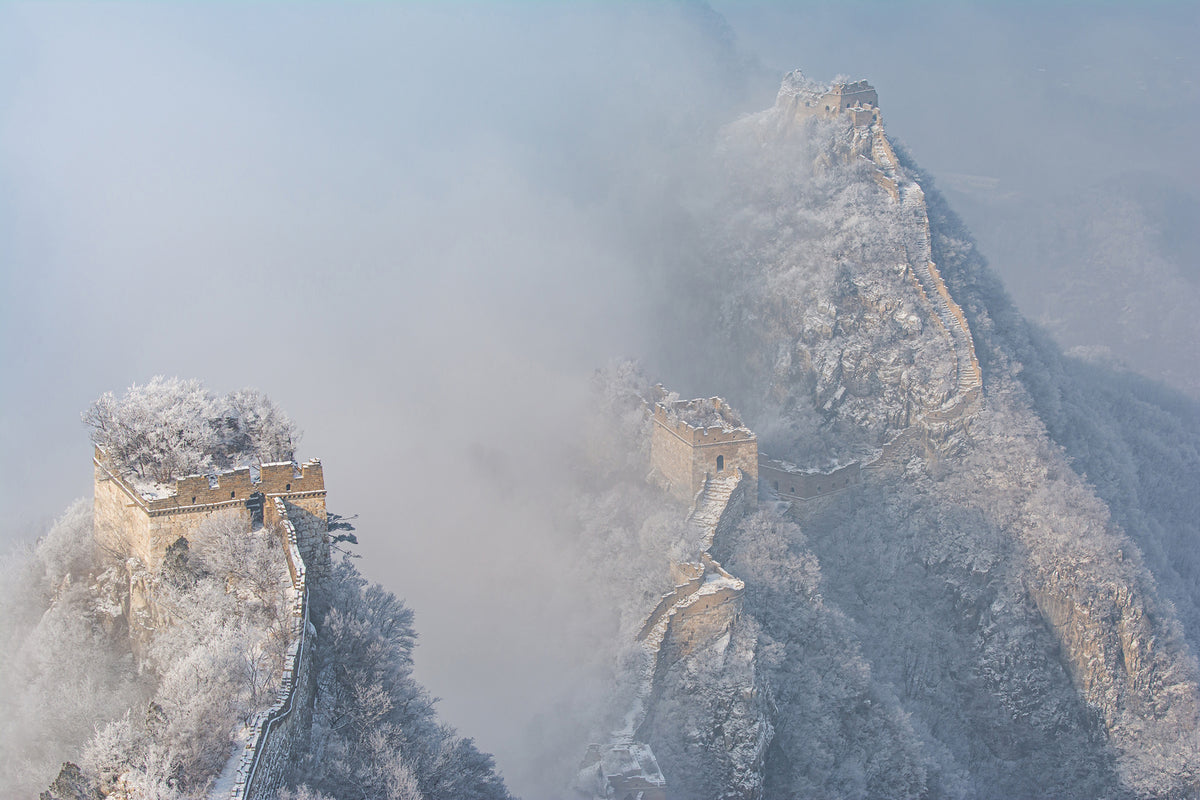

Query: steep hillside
left=4, top=382, right=513, bottom=800
left=602, top=72, right=1200, bottom=799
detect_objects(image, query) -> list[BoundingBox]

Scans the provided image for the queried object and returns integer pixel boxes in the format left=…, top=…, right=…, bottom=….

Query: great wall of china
left=580, top=401, right=755, bottom=800
left=777, top=73, right=982, bottom=422
left=580, top=79, right=986, bottom=797
left=90, top=76, right=982, bottom=800
left=224, top=497, right=318, bottom=800
left=91, top=450, right=329, bottom=800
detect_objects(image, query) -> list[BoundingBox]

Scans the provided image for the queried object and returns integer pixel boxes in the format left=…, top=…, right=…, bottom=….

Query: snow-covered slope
left=618, top=72, right=1200, bottom=799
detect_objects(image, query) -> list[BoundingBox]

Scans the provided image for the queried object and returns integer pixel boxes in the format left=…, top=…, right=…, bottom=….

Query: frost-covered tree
left=0, top=500, right=296, bottom=798
left=290, top=557, right=512, bottom=800
left=82, top=377, right=300, bottom=482
left=83, top=377, right=221, bottom=481
left=0, top=503, right=147, bottom=798
left=223, top=388, right=301, bottom=466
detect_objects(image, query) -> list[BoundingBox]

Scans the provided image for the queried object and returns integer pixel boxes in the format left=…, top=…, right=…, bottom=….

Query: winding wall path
left=215, top=499, right=317, bottom=800
left=620, top=472, right=746, bottom=742
left=870, top=117, right=982, bottom=413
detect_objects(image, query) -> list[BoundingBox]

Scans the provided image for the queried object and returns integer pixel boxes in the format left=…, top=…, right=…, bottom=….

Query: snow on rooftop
left=118, top=457, right=304, bottom=502
left=128, top=477, right=176, bottom=501
left=661, top=396, right=748, bottom=432
left=702, top=570, right=745, bottom=592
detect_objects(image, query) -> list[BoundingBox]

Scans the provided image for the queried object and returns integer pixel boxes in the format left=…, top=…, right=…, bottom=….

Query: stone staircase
left=862, top=112, right=982, bottom=413
left=899, top=180, right=983, bottom=407
left=861, top=427, right=922, bottom=472
left=618, top=470, right=746, bottom=744
left=689, top=472, right=741, bottom=551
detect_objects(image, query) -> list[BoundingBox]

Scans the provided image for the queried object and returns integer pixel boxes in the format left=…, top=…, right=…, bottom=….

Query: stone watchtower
left=650, top=397, right=758, bottom=505
left=775, top=73, right=880, bottom=128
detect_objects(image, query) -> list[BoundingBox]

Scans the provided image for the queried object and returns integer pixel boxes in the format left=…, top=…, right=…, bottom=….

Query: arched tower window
left=716, top=455, right=725, bottom=472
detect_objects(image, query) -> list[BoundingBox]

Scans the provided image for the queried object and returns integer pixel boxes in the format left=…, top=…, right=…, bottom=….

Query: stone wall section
left=790, top=76, right=983, bottom=425
left=229, top=498, right=322, bottom=800
left=768, top=77, right=985, bottom=445
left=759, top=458, right=861, bottom=502
left=590, top=469, right=751, bottom=799
left=94, top=454, right=251, bottom=569
left=636, top=564, right=706, bottom=643
left=649, top=408, right=703, bottom=504
left=265, top=496, right=330, bottom=583
left=93, top=458, right=155, bottom=565
left=154, top=460, right=324, bottom=513
left=631, top=472, right=748, bottom=724
left=777, top=77, right=879, bottom=126
left=91, top=449, right=329, bottom=798
left=881, top=123, right=982, bottom=419
left=93, top=448, right=327, bottom=573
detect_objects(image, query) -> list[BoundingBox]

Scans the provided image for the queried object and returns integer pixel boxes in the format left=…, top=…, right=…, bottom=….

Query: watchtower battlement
left=650, top=396, right=758, bottom=505
left=651, top=400, right=756, bottom=446
left=822, top=80, right=878, bottom=112
left=93, top=447, right=329, bottom=573
left=146, top=458, right=325, bottom=514
left=776, top=71, right=880, bottom=127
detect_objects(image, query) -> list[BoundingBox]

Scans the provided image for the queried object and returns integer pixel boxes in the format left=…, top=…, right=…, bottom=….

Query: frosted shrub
left=83, top=377, right=300, bottom=482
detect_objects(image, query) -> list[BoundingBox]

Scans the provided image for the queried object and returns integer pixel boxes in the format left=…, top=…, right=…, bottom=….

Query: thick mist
left=1, top=3, right=1195, bottom=797
left=0, top=5, right=754, bottom=796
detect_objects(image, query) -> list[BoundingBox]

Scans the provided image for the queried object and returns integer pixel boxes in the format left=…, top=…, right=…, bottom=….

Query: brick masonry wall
left=93, top=449, right=326, bottom=573
left=758, top=460, right=861, bottom=501
left=93, top=462, right=152, bottom=564
left=279, top=498, right=330, bottom=583
left=687, top=436, right=758, bottom=505
left=148, top=460, right=324, bottom=514
left=231, top=498, right=323, bottom=800
left=651, top=415, right=699, bottom=503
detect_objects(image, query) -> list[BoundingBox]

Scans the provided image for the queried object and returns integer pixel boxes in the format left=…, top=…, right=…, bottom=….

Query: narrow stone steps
left=616, top=471, right=745, bottom=743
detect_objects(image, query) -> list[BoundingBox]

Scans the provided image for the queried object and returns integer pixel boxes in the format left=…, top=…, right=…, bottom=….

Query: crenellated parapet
left=775, top=72, right=880, bottom=127
left=124, top=455, right=325, bottom=516
left=93, top=447, right=328, bottom=573
left=651, top=403, right=756, bottom=446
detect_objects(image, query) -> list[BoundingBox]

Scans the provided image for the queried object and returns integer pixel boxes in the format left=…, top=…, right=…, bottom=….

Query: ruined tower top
left=776, top=70, right=880, bottom=126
